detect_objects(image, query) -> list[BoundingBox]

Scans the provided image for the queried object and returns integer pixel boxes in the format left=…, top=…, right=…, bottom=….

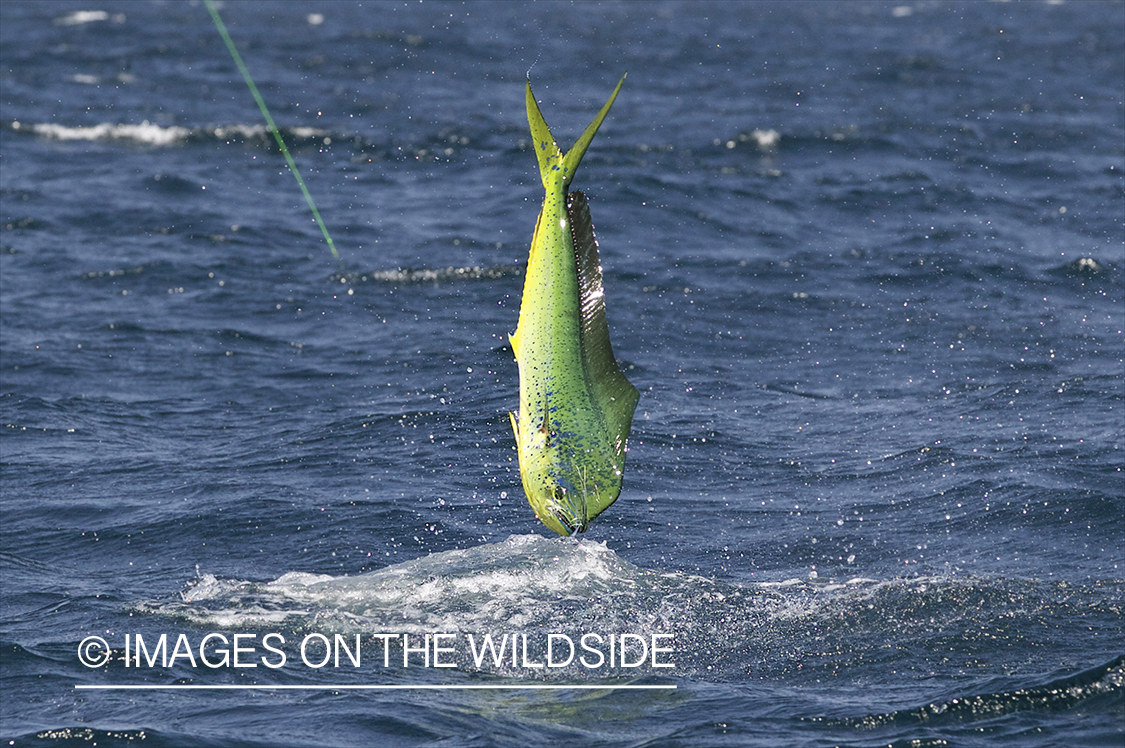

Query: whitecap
left=30, top=121, right=190, bottom=146
left=54, top=10, right=109, bottom=26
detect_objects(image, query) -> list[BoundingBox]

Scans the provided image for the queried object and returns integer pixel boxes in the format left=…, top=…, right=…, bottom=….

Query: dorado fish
left=509, top=75, right=639, bottom=536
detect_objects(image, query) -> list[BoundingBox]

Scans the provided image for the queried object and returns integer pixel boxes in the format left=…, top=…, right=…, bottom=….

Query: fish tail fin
left=525, top=79, right=564, bottom=188
left=525, top=74, right=626, bottom=190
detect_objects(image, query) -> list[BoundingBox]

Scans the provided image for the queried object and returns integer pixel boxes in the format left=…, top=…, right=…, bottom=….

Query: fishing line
left=526, top=49, right=543, bottom=80
left=525, top=9, right=544, bottom=80
left=203, top=0, right=341, bottom=263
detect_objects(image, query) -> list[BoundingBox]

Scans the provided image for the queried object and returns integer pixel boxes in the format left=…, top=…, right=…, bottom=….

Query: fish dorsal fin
left=567, top=190, right=639, bottom=452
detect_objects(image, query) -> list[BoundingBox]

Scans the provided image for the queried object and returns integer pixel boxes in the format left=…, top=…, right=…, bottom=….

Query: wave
left=10, top=120, right=193, bottom=146
left=6, top=120, right=330, bottom=148
left=3, top=120, right=484, bottom=164
left=817, top=654, right=1125, bottom=728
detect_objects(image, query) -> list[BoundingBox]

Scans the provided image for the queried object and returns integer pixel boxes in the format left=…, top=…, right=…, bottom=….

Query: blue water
left=2, top=1, right=1123, bottom=746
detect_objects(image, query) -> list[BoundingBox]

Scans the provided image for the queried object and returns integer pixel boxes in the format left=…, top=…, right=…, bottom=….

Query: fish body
left=509, top=75, right=639, bottom=536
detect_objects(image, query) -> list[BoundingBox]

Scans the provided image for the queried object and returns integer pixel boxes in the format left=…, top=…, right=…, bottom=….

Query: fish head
left=511, top=411, right=625, bottom=536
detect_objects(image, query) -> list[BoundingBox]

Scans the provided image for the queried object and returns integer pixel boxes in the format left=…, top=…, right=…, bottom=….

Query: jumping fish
left=509, top=75, right=639, bottom=536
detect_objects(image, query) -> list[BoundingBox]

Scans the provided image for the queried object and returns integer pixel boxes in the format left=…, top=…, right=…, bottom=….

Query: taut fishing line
left=204, top=0, right=342, bottom=263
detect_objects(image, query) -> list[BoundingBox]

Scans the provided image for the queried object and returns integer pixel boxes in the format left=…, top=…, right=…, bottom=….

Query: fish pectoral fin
left=539, top=403, right=551, bottom=438
left=509, top=410, right=520, bottom=442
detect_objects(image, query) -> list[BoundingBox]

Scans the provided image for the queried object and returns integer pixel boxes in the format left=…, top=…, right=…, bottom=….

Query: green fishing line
left=204, top=0, right=340, bottom=262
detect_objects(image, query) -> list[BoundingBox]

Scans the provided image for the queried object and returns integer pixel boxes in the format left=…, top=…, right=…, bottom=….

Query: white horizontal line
left=75, top=684, right=676, bottom=691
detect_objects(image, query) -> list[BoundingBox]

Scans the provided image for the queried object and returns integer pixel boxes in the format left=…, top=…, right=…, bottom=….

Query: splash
left=137, top=537, right=1124, bottom=683
left=329, top=265, right=522, bottom=285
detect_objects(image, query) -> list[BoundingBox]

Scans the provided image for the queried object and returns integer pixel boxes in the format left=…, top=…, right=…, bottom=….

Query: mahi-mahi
left=509, top=75, right=639, bottom=536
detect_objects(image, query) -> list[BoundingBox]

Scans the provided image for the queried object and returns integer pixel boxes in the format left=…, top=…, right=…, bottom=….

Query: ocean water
left=1, top=1, right=1122, bottom=746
